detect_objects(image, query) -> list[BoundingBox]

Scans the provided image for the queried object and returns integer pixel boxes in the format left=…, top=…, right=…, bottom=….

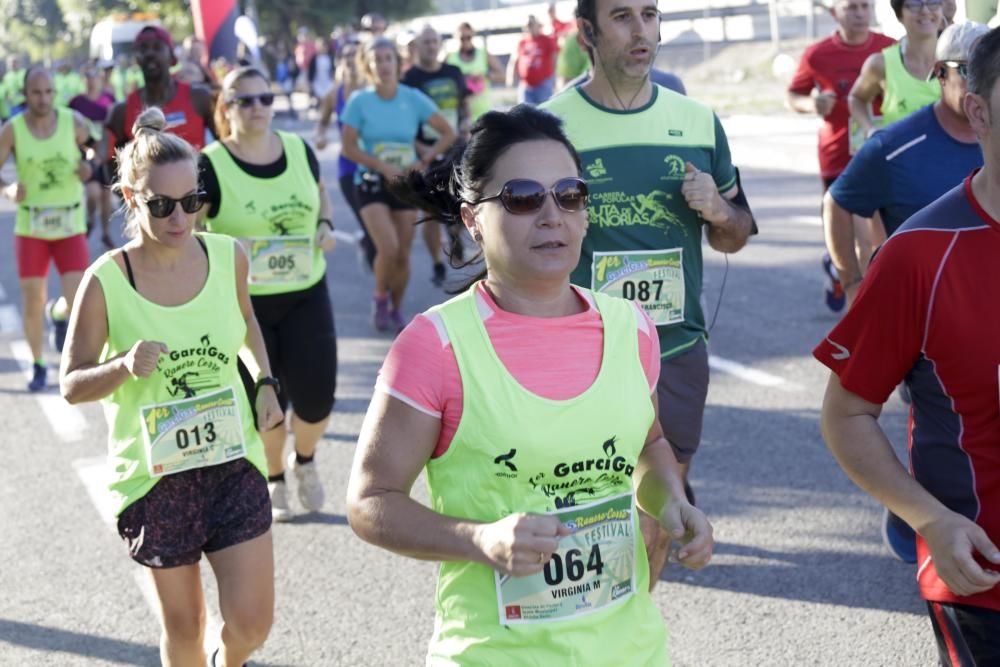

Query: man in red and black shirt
left=787, top=0, right=894, bottom=312
left=817, top=27, right=1000, bottom=665
left=106, top=26, right=215, bottom=152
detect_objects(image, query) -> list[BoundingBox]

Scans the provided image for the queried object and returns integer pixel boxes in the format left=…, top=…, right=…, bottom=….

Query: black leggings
left=241, top=277, right=337, bottom=424
left=339, top=173, right=376, bottom=267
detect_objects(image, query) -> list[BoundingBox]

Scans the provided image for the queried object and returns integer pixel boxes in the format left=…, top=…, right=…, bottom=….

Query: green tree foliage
left=0, top=0, right=434, bottom=62
left=255, top=0, right=435, bottom=41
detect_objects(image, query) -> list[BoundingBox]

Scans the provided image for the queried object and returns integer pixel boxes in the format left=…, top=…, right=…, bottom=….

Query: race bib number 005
left=592, top=249, right=685, bottom=326
left=496, top=492, right=637, bottom=624
left=29, top=205, right=77, bottom=238
left=140, top=385, right=246, bottom=478
left=246, top=236, right=313, bottom=285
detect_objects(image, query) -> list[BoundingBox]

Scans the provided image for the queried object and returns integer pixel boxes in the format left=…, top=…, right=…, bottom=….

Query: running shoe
left=389, top=308, right=407, bottom=334
left=822, top=254, right=846, bottom=313
left=881, top=508, right=917, bottom=564
left=27, top=362, right=46, bottom=393
left=373, top=295, right=391, bottom=332
left=46, top=299, right=68, bottom=353
left=287, top=452, right=325, bottom=512
left=432, top=262, right=446, bottom=287
left=268, top=480, right=293, bottom=522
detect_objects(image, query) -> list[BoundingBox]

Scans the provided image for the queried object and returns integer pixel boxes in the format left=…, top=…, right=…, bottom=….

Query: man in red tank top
left=106, top=26, right=216, bottom=151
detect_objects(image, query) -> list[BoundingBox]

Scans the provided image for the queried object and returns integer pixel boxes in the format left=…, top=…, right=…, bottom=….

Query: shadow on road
left=0, top=618, right=158, bottom=665
left=660, top=399, right=917, bottom=615
left=0, top=617, right=297, bottom=666
left=284, top=512, right=349, bottom=527
left=659, top=541, right=926, bottom=616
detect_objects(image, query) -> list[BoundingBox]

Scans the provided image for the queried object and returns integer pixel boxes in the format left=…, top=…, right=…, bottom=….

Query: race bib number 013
left=246, top=236, right=313, bottom=285
left=496, top=492, right=637, bottom=624
left=29, top=205, right=77, bottom=238
left=592, top=249, right=685, bottom=326
left=140, top=386, right=246, bottom=478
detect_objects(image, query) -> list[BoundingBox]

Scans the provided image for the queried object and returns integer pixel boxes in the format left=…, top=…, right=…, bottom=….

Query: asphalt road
left=0, top=111, right=934, bottom=666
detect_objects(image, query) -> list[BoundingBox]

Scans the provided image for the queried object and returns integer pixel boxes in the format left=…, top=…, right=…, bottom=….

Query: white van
left=89, top=13, right=163, bottom=62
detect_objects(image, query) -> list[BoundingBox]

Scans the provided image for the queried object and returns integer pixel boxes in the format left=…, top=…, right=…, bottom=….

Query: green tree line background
left=0, top=0, right=434, bottom=61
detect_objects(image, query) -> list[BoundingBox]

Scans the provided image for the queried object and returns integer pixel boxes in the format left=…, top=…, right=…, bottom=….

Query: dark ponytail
left=390, top=104, right=582, bottom=291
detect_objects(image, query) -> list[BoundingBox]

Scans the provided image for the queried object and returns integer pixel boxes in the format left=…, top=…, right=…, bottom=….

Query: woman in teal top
left=347, top=105, right=713, bottom=665
left=341, top=37, right=456, bottom=333
left=59, top=107, right=283, bottom=667
left=200, top=66, right=338, bottom=523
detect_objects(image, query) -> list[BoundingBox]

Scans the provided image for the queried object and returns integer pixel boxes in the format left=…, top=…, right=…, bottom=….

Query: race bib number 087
left=592, top=249, right=685, bottom=326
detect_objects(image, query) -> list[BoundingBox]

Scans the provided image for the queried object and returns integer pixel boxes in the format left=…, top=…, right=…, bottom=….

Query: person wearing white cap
left=818, top=25, right=1000, bottom=666
left=822, top=19, right=988, bottom=561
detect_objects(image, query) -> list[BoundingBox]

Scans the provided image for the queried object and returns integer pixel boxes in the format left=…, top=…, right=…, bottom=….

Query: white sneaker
left=268, top=480, right=293, bottom=522
left=287, top=451, right=325, bottom=512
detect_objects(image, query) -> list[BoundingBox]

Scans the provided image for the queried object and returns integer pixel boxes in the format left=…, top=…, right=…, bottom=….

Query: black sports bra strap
left=120, top=237, right=207, bottom=291
left=121, top=250, right=137, bottom=289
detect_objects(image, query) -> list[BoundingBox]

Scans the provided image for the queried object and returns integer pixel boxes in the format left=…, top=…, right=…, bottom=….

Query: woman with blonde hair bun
left=60, top=106, right=282, bottom=667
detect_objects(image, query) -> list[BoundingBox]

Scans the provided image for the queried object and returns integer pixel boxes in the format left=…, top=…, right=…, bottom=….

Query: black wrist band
left=318, top=218, right=335, bottom=231
left=255, top=376, right=280, bottom=396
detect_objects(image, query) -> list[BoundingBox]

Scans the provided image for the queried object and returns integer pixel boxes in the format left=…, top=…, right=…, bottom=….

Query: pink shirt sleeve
left=377, top=292, right=662, bottom=458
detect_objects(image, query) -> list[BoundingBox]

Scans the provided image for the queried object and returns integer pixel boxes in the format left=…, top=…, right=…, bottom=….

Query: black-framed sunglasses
left=227, top=93, right=275, bottom=108
left=141, top=192, right=206, bottom=218
left=471, top=177, right=589, bottom=215
left=902, top=0, right=942, bottom=10
left=941, top=60, right=969, bottom=80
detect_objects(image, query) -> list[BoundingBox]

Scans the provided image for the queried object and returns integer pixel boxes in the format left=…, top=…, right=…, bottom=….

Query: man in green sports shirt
left=543, top=0, right=756, bottom=588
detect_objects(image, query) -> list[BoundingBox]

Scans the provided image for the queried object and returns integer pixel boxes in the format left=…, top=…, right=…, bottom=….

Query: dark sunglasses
left=902, top=0, right=941, bottom=9
left=940, top=60, right=968, bottom=80
left=227, top=93, right=275, bottom=108
left=472, top=178, right=589, bottom=215
left=142, top=192, right=206, bottom=218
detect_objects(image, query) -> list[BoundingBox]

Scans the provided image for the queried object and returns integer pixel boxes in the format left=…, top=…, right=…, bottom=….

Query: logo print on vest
left=157, top=333, right=229, bottom=398
left=494, top=448, right=518, bottom=471
left=494, top=448, right=518, bottom=479
left=528, top=436, right=636, bottom=509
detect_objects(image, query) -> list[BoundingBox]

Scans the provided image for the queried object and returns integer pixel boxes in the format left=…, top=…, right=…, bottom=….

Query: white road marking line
left=74, top=457, right=223, bottom=649
left=0, top=304, right=20, bottom=333
left=10, top=339, right=88, bottom=441
left=333, top=229, right=363, bottom=245
left=709, top=354, right=802, bottom=390
left=73, top=456, right=117, bottom=526
left=787, top=215, right=821, bottom=226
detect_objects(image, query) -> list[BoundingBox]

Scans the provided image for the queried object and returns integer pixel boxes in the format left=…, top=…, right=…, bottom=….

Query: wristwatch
left=255, top=376, right=280, bottom=396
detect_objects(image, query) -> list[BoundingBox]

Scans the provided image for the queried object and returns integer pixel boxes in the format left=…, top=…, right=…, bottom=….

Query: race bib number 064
left=496, top=492, right=637, bottom=624
left=592, top=249, right=685, bottom=326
